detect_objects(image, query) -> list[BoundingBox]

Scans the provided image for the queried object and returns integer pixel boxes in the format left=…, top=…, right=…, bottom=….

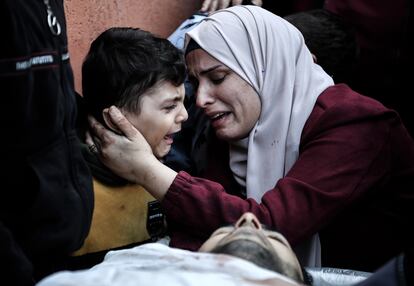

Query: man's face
left=122, top=81, right=188, bottom=159
left=199, top=213, right=302, bottom=280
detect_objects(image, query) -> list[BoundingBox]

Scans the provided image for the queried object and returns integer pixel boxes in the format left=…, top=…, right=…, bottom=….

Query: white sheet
left=37, top=243, right=301, bottom=286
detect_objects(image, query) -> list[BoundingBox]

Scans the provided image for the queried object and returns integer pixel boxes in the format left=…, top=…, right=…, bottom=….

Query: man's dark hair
left=210, top=240, right=305, bottom=283
left=284, top=9, right=358, bottom=83
left=82, top=27, right=186, bottom=124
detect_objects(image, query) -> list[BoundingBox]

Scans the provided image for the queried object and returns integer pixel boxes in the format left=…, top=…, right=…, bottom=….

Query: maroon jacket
left=161, top=84, right=414, bottom=272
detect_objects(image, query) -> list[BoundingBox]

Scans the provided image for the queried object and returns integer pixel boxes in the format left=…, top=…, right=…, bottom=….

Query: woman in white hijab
left=88, top=6, right=414, bottom=272
left=182, top=5, right=334, bottom=266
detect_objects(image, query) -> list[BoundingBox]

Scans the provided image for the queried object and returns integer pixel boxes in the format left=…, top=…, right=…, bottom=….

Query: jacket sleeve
left=161, top=89, right=402, bottom=248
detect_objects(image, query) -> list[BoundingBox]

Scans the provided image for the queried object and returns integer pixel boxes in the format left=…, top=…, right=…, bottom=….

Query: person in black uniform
left=0, top=1, right=94, bottom=285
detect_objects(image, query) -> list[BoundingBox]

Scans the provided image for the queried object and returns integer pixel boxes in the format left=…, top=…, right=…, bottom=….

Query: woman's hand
left=87, top=106, right=153, bottom=183
left=87, top=106, right=177, bottom=199
left=200, top=0, right=262, bottom=13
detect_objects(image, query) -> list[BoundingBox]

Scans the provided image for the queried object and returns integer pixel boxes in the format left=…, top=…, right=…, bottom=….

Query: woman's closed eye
left=211, top=75, right=226, bottom=84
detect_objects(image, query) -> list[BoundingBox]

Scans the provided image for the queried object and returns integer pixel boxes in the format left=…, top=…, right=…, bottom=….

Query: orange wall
left=65, top=0, right=201, bottom=93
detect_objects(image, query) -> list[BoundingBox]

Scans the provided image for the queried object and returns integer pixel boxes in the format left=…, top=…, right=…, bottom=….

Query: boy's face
left=122, top=81, right=187, bottom=159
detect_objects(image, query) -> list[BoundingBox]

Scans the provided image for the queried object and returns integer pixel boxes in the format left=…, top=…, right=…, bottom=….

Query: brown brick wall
left=65, top=0, right=201, bottom=93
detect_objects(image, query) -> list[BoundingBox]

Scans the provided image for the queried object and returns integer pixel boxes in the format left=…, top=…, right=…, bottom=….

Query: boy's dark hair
left=82, top=27, right=186, bottom=124
left=210, top=240, right=305, bottom=284
left=284, top=9, right=358, bottom=83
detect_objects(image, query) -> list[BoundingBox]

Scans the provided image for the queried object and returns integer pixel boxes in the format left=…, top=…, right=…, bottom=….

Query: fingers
left=105, top=106, right=140, bottom=140
left=85, top=130, right=101, bottom=154
left=231, top=0, right=243, bottom=7
left=209, top=0, right=218, bottom=12
left=200, top=0, right=212, bottom=12
left=201, top=0, right=230, bottom=12
left=88, top=115, right=111, bottom=145
left=250, top=0, right=262, bottom=6
left=102, top=108, right=122, bottom=134
left=201, top=0, right=261, bottom=13
left=85, top=130, right=94, bottom=147
left=88, top=144, right=99, bottom=154
left=200, top=0, right=259, bottom=13
left=218, top=0, right=231, bottom=10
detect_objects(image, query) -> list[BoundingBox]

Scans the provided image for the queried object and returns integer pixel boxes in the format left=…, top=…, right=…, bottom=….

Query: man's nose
left=235, top=212, right=262, bottom=230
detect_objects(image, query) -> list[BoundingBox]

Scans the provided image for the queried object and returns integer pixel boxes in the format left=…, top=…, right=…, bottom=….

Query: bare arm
left=87, top=106, right=177, bottom=200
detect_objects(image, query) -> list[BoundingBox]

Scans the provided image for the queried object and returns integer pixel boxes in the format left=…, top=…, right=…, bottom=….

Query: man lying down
left=37, top=212, right=309, bottom=286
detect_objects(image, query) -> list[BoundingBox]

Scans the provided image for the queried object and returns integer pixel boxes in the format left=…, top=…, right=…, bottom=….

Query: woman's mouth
left=210, top=112, right=231, bottom=128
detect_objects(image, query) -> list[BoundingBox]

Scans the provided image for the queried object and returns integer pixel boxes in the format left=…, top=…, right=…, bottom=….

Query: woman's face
left=121, top=81, right=188, bottom=159
left=186, top=49, right=261, bottom=141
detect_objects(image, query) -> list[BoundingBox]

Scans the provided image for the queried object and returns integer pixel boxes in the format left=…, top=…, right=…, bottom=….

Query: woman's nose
left=195, top=86, right=214, bottom=108
left=235, top=212, right=262, bottom=230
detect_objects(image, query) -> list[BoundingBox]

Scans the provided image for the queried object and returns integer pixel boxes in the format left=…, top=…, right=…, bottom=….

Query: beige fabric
left=186, top=6, right=334, bottom=267
left=72, top=179, right=156, bottom=255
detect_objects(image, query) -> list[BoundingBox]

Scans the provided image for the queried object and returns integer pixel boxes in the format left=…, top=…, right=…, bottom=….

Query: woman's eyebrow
left=200, top=65, right=222, bottom=75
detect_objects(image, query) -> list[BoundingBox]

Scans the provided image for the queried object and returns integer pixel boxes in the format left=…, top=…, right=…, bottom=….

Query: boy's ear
left=102, top=108, right=122, bottom=134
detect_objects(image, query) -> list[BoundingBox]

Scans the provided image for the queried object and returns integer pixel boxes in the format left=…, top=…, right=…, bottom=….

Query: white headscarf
left=185, top=6, right=333, bottom=266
